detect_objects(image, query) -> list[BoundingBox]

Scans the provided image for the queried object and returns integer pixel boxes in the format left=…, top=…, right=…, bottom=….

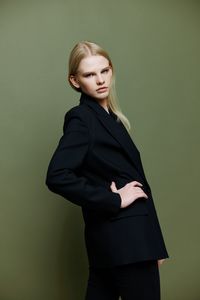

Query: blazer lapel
left=79, top=92, right=150, bottom=189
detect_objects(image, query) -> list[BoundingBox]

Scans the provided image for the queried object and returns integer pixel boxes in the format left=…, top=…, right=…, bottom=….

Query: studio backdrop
left=0, top=1, right=199, bottom=299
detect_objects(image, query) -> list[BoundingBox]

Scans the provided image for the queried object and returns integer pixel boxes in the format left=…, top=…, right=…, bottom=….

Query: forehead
left=78, top=55, right=109, bottom=73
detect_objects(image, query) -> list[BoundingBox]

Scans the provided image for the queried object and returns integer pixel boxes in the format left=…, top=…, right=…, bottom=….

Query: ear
left=69, top=75, right=80, bottom=89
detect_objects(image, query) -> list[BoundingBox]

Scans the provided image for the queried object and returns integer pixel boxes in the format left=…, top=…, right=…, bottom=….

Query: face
left=69, top=55, right=113, bottom=101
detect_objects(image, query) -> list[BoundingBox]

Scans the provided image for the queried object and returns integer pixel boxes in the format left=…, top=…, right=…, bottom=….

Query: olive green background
left=0, top=1, right=199, bottom=299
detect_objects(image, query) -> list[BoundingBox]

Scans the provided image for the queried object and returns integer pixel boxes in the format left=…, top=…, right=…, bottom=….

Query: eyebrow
left=81, top=66, right=110, bottom=76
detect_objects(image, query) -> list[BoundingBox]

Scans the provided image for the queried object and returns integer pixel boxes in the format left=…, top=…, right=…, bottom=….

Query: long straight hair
left=67, top=41, right=131, bottom=132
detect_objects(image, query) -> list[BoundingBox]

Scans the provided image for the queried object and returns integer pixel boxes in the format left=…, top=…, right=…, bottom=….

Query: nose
left=96, top=74, right=105, bottom=85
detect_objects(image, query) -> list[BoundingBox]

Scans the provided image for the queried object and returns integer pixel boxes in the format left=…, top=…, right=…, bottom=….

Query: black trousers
left=85, top=260, right=160, bottom=300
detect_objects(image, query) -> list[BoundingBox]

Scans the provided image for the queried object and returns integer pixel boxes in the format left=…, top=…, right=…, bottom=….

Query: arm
left=45, top=110, right=122, bottom=216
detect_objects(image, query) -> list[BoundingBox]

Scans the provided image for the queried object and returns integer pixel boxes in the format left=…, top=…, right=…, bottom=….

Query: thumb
left=110, top=181, right=117, bottom=192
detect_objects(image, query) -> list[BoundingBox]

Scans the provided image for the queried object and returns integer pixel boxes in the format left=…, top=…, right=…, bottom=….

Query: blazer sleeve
left=45, top=110, right=122, bottom=216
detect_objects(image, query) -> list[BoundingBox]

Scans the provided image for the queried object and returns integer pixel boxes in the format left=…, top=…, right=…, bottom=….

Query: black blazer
left=45, top=91, right=169, bottom=268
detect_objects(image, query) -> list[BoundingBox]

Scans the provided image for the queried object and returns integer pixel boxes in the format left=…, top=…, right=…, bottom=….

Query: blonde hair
left=67, top=40, right=131, bottom=132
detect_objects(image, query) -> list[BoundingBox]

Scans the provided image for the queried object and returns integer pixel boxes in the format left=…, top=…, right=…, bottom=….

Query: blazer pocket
left=109, top=198, right=149, bottom=221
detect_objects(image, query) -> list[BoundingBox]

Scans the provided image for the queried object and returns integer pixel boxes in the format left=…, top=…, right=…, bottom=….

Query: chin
left=96, top=91, right=110, bottom=99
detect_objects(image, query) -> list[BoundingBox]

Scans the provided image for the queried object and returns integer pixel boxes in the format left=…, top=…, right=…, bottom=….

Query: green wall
left=0, top=1, right=199, bottom=299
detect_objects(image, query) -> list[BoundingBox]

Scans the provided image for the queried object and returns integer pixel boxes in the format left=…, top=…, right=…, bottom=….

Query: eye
left=102, top=69, right=109, bottom=73
left=85, top=73, right=94, bottom=77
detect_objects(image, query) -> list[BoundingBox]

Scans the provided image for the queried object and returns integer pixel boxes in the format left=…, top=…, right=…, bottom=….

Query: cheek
left=82, top=81, right=92, bottom=91
left=83, top=80, right=95, bottom=89
left=108, top=74, right=113, bottom=84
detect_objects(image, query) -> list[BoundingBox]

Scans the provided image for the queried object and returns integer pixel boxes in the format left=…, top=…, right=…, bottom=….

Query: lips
left=96, top=87, right=108, bottom=92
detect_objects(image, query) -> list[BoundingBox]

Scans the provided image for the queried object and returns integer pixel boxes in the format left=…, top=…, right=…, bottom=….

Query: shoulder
left=63, top=105, right=94, bottom=132
left=64, top=104, right=89, bottom=119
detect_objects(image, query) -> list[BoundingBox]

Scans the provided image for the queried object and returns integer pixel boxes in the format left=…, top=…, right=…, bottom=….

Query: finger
left=133, top=186, right=143, bottom=191
left=131, top=181, right=143, bottom=187
left=142, top=193, right=148, bottom=199
left=158, top=259, right=165, bottom=266
left=134, top=188, right=148, bottom=198
left=160, top=259, right=165, bottom=264
left=142, top=192, right=148, bottom=198
left=135, top=191, right=148, bottom=199
left=110, top=181, right=117, bottom=192
left=133, top=187, right=146, bottom=194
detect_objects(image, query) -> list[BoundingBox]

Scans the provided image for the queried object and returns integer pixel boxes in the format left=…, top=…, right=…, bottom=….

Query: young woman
left=45, top=41, right=169, bottom=300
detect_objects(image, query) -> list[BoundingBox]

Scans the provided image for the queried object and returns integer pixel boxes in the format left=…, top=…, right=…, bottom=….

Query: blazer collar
left=79, top=92, right=150, bottom=189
